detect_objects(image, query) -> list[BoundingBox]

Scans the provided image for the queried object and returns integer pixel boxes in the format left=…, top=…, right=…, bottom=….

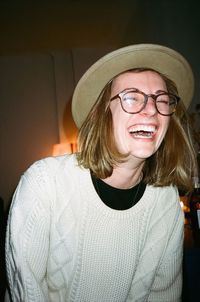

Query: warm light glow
left=179, top=196, right=190, bottom=213
left=52, top=143, right=77, bottom=156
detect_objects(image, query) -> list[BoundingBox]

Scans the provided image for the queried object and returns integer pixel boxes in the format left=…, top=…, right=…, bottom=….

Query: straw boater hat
left=72, top=43, right=194, bottom=128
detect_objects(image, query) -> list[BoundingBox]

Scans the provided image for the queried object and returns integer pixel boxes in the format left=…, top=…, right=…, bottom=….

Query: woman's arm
left=5, top=162, right=51, bottom=302
left=148, top=191, right=184, bottom=302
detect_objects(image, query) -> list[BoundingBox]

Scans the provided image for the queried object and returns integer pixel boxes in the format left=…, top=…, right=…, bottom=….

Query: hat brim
left=72, top=44, right=194, bottom=128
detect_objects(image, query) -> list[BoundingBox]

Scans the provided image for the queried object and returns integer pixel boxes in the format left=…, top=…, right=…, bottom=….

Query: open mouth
left=128, top=125, right=157, bottom=138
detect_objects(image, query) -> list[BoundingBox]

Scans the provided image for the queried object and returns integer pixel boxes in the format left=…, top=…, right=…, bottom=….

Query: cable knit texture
left=5, top=154, right=184, bottom=302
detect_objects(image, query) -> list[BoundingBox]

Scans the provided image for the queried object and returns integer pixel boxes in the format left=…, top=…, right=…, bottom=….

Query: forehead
left=111, top=70, right=166, bottom=91
left=112, top=70, right=165, bottom=85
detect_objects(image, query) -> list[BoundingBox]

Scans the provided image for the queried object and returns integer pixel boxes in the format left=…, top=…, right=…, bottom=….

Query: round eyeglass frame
left=110, top=88, right=180, bottom=116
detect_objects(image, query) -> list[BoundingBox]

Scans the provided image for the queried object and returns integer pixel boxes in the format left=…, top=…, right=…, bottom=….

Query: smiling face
left=110, top=70, right=170, bottom=163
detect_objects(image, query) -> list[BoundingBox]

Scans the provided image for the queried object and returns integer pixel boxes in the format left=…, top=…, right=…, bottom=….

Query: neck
left=103, top=162, right=144, bottom=189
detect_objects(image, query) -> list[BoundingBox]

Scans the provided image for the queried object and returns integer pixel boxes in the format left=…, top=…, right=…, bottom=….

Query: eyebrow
left=155, top=89, right=168, bottom=94
left=123, top=88, right=169, bottom=95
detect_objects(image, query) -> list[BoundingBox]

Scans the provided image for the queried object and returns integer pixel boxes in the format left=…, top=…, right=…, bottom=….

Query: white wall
left=0, top=48, right=112, bottom=209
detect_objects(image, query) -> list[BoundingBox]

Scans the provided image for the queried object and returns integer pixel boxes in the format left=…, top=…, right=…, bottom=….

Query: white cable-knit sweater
left=5, top=154, right=184, bottom=302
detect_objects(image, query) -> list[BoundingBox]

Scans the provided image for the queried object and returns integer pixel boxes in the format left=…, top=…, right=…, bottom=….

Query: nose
left=140, top=96, right=157, bottom=116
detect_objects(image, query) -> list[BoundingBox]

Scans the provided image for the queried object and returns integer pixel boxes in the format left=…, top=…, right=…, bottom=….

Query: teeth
left=128, top=125, right=157, bottom=138
left=129, top=125, right=156, bottom=133
left=132, top=131, right=153, bottom=137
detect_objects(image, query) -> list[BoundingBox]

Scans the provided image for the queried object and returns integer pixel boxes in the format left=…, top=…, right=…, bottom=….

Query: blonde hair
left=77, top=68, right=197, bottom=192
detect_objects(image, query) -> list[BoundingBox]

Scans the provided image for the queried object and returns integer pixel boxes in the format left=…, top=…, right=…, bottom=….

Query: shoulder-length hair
left=76, top=68, right=197, bottom=192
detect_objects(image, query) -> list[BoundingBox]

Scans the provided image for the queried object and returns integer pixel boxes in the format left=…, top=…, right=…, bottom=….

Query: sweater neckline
left=91, top=173, right=146, bottom=210
left=79, top=166, right=155, bottom=220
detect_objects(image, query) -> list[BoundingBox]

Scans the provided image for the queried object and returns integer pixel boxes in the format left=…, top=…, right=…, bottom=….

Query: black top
left=91, top=173, right=146, bottom=210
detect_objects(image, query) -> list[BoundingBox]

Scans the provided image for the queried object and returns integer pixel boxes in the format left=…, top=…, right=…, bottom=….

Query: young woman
left=5, top=44, right=197, bottom=301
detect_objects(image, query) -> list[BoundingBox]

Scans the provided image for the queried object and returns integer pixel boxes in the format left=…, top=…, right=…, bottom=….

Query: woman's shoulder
left=24, top=153, right=79, bottom=177
left=146, top=184, right=179, bottom=201
left=15, top=154, right=81, bottom=198
left=147, top=185, right=182, bottom=223
left=145, top=184, right=181, bottom=215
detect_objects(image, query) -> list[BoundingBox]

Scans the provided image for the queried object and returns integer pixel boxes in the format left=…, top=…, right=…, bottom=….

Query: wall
left=0, top=48, right=112, bottom=209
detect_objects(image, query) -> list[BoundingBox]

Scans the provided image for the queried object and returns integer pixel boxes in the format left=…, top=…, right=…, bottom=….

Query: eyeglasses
left=110, top=88, right=180, bottom=116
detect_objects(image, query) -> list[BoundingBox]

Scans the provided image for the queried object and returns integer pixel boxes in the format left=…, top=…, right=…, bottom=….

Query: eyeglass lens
left=121, top=91, right=177, bottom=115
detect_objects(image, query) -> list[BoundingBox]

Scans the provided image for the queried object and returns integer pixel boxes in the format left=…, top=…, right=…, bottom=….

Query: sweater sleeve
left=5, top=160, right=53, bottom=302
left=147, top=189, right=184, bottom=302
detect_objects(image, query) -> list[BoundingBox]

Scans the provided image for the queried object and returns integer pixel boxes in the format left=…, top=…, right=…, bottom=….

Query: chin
left=130, top=150, right=156, bottom=160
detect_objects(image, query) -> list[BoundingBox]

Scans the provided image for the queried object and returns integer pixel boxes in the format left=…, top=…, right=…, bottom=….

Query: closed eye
left=123, top=96, right=136, bottom=104
left=156, top=99, right=169, bottom=105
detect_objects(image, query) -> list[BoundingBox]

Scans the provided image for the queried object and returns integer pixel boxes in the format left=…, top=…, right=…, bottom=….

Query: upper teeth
left=129, top=125, right=156, bottom=133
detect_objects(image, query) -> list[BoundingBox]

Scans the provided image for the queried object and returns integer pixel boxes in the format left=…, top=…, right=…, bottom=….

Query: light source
left=52, top=142, right=77, bottom=156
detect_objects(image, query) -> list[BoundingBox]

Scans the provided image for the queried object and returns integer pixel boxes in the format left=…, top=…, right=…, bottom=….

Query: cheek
left=112, top=111, right=124, bottom=138
left=111, top=106, right=129, bottom=148
left=163, top=117, right=170, bottom=133
left=157, top=117, right=170, bottom=143
left=110, top=104, right=121, bottom=131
